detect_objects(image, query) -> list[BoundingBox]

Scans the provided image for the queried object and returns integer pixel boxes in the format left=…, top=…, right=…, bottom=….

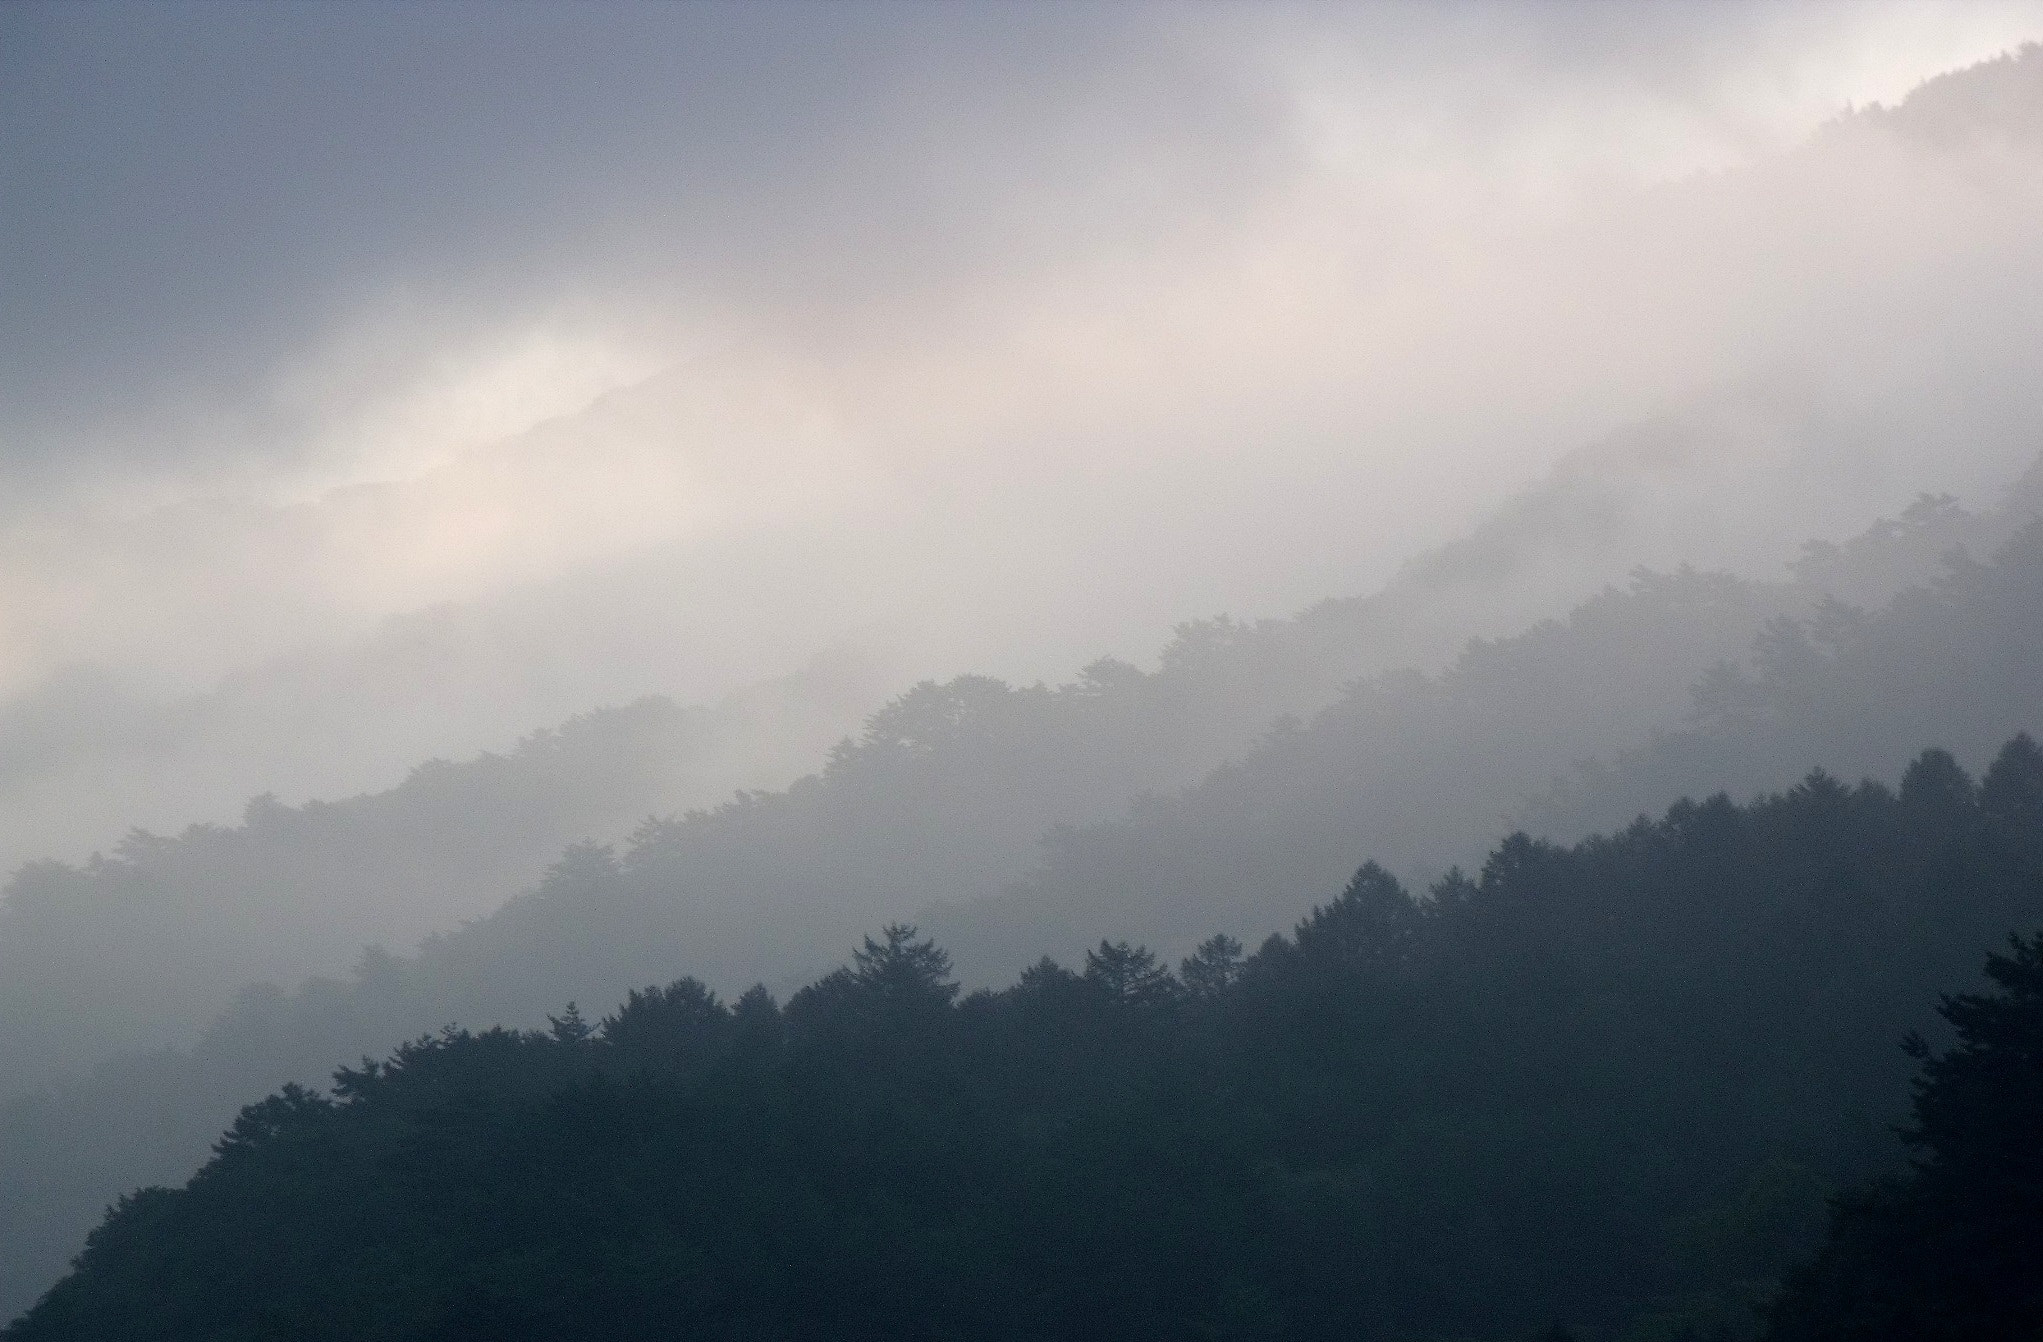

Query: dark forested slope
left=1765, top=930, right=2043, bottom=1341
left=1, top=477, right=2036, bottom=1323
left=12, top=443, right=2031, bottom=1105
left=217, top=488, right=2043, bottom=1039
left=7, top=45, right=2043, bottom=1336
left=12, top=735, right=2043, bottom=1341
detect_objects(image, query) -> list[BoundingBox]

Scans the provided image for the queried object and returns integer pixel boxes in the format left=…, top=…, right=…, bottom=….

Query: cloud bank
left=3, top=1, right=2043, bottom=869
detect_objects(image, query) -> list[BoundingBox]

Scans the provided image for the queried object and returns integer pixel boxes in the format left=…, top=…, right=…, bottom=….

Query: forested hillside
left=10, top=443, right=2030, bottom=1108
left=4, top=474, right=2040, bottom=1319
left=10, top=17, right=2043, bottom=1342
left=932, top=512, right=2043, bottom=977
left=12, top=735, right=2041, bottom=1341
left=1766, top=930, right=2043, bottom=1339
left=0, top=675, right=880, bottom=1096
left=1522, top=519, right=2043, bottom=844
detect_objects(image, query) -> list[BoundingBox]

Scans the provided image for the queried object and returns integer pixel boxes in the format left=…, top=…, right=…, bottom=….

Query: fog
left=10, top=4, right=2043, bottom=1325
left=4, top=2, right=2042, bottom=873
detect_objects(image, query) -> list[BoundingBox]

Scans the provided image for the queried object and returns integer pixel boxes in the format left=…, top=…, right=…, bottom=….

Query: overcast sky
left=4, top=0, right=2043, bottom=858
left=7, top=2, right=2038, bottom=484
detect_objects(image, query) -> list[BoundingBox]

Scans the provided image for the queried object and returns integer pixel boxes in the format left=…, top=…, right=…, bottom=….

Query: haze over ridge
left=6, top=466, right=2042, bottom=1325
left=7, top=15, right=2043, bottom=1326
left=3, top=11, right=2043, bottom=881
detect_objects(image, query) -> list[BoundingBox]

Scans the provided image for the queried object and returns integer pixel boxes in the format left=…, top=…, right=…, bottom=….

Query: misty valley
left=6, top=12, right=2043, bottom=1342
left=7, top=465, right=2042, bottom=1339
left=9, top=742, right=2043, bottom=1341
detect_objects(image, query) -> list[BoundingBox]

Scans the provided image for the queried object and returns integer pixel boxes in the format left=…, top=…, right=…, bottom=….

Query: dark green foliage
left=1981, top=730, right=2043, bottom=824
left=1764, top=931, right=2043, bottom=1341
left=12, top=743, right=2041, bottom=1342
left=11, top=483, right=2033, bottom=1321
left=1083, top=939, right=1179, bottom=1004
left=1180, top=933, right=1246, bottom=999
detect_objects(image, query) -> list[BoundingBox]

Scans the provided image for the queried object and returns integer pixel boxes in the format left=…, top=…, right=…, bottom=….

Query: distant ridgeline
left=11, top=735, right=2042, bottom=1341
left=7, top=464, right=2036, bottom=1106
left=4, top=492, right=2043, bottom=1323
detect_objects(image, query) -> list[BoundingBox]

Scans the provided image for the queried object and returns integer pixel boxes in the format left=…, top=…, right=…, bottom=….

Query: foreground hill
left=1766, top=931, right=2043, bottom=1340
left=12, top=735, right=2042, bottom=1341
left=7, top=37, right=2043, bottom=1337
left=5, top=477, right=2038, bottom=1320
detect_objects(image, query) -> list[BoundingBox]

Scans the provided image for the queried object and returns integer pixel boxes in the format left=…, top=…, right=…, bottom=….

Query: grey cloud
left=0, top=1, right=1259, bottom=476
left=3, top=1, right=2043, bottom=908
left=15, top=1, right=2031, bottom=483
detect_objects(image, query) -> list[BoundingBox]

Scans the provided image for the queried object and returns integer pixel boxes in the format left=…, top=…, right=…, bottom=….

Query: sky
left=4, top=0, right=2043, bottom=862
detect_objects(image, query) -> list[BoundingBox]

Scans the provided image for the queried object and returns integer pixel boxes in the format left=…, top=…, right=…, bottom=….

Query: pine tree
left=1767, top=932, right=2043, bottom=1339
left=1084, top=940, right=1178, bottom=1004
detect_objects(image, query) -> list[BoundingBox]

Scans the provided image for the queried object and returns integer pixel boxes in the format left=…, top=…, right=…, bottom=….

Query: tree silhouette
left=1181, top=933, right=1245, bottom=999
left=1981, top=731, right=2043, bottom=823
left=1767, top=931, right=2043, bottom=1339
left=1083, top=940, right=1178, bottom=1004
left=851, top=923, right=958, bottom=1007
left=13, top=740, right=2043, bottom=1342
left=545, top=1002, right=593, bottom=1045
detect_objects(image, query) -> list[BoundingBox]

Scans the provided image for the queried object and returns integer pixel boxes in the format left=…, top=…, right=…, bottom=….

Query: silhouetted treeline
left=13, top=734, right=2042, bottom=1340
left=0, top=667, right=877, bottom=1100
left=0, top=540, right=1789, bottom=1111
left=933, top=514, right=2043, bottom=980
left=7, top=484, right=2041, bottom=1321
left=1764, top=931, right=2043, bottom=1340
left=15, top=460, right=2030, bottom=1108
left=1524, top=514, right=2043, bottom=846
